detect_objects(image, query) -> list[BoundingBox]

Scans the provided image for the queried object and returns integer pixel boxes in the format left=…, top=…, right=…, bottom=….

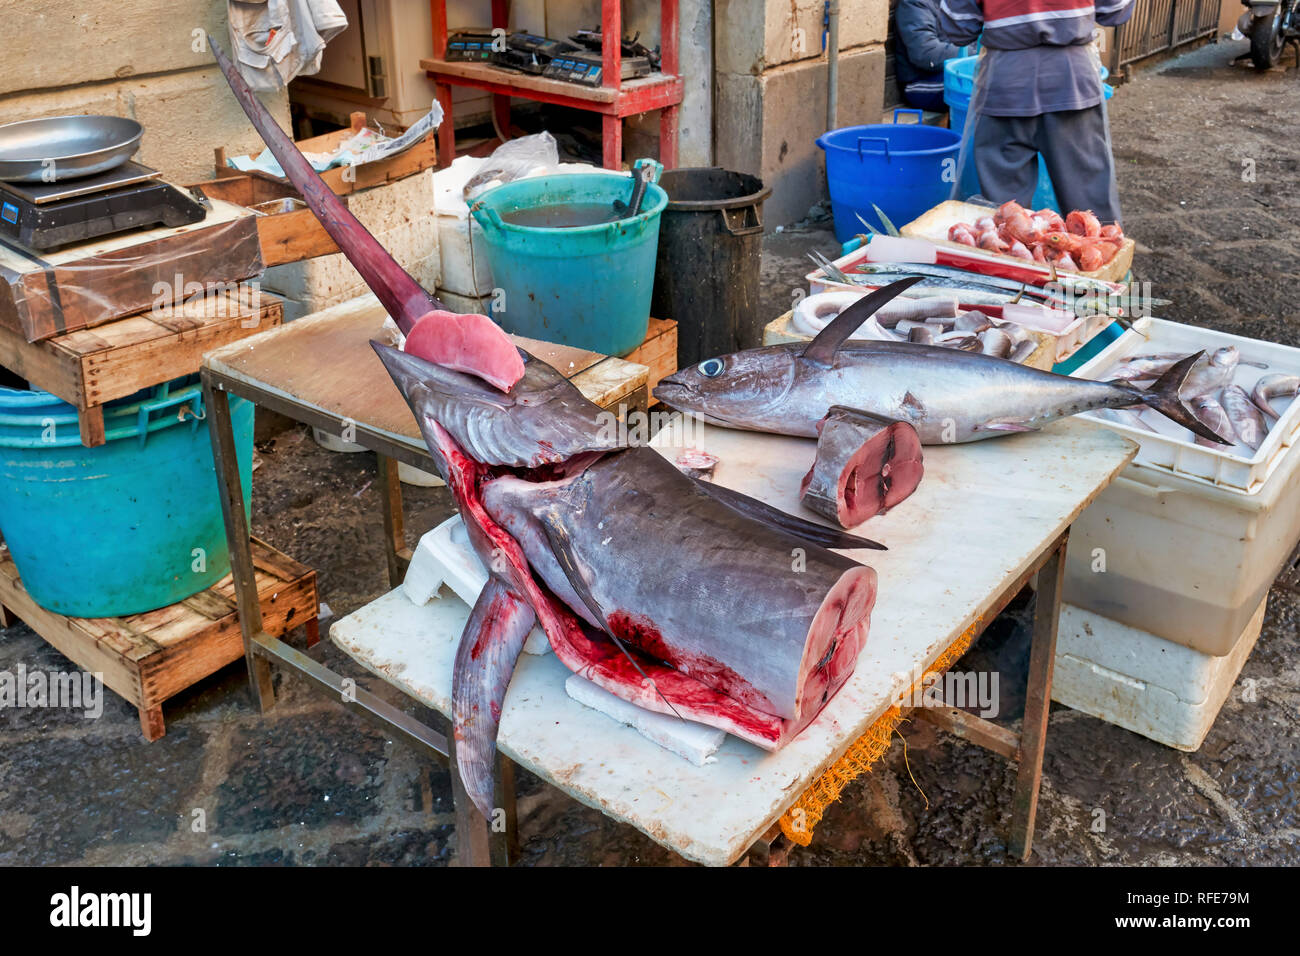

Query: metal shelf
left=426, top=0, right=681, bottom=169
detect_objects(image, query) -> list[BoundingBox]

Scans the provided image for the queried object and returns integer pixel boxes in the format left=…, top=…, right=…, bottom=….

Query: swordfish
left=209, top=36, right=882, bottom=816
left=653, top=285, right=1230, bottom=446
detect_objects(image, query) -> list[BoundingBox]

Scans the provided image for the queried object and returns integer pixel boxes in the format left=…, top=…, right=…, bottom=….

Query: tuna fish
left=211, top=36, right=885, bottom=817
left=653, top=284, right=1230, bottom=446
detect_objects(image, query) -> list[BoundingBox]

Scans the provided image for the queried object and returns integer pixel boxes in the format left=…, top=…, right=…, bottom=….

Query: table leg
left=492, top=93, right=512, bottom=140
left=1009, top=536, right=1066, bottom=860
left=377, top=454, right=409, bottom=589
left=203, top=373, right=275, bottom=713
left=435, top=82, right=455, bottom=168
left=658, top=104, right=679, bottom=169
left=138, top=704, right=165, bottom=741
left=602, top=113, right=623, bottom=170
left=449, top=743, right=513, bottom=867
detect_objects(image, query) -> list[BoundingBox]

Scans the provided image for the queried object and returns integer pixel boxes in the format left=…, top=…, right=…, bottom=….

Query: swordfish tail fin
left=453, top=578, right=538, bottom=817
left=1129, top=351, right=1232, bottom=445
left=211, top=35, right=525, bottom=391
left=207, top=34, right=439, bottom=333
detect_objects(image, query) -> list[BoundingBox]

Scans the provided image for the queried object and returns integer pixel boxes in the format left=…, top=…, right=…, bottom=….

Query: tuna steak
left=800, top=407, right=924, bottom=527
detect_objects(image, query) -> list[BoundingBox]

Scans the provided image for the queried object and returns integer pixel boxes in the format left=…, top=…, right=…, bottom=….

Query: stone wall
left=714, top=0, right=889, bottom=225
left=0, top=0, right=291, bottom=184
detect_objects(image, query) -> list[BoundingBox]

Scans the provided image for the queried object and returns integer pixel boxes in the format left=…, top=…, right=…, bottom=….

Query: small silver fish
left=1250, top=373, right=1300, bottom=420
left=1179, top=347, right=1239, bottom=400
left=1220, top=385, right=1266, bottom=450
left=1191, top=394, right=1237, bottom=448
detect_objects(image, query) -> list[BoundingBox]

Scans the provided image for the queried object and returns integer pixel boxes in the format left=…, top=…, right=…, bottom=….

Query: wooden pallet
left=0, top=538, right=318, bottom=740
left=0, top=286, right=283, bottom=446
left=624, top=318, right=678, bottom=396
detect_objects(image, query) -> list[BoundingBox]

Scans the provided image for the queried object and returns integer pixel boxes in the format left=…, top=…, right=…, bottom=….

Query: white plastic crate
left=1052, top=599, right=1265, bottom=751
left=804, top=243, right=1114, bottom=365
left=1072, top=316, right=1300, bottom=492
left=1064, top=318, right=1300, bottom=655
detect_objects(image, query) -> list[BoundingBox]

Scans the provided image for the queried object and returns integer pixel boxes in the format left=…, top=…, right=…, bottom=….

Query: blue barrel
left=0, top=378, right=254, bottom=617
left=817, top=110, right=961, bottom=244
left=469, top=160, right=668, bottom=357
left=945, top=55, right=1114, bottom=214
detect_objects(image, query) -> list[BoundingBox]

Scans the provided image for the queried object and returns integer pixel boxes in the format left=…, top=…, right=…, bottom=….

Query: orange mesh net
left=778, top=616, right=983, bottom=846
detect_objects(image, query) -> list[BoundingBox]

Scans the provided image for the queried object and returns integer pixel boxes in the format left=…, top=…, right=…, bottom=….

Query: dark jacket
left=895, top=0, right=962, bottom=98
left=938, top=0, right=1136, bottom=116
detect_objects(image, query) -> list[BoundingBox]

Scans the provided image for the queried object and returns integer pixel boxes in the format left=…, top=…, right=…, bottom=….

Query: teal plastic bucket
left=0, top=378, right=254, bottom=617
left=469, top=160, right=668, bottom=357
left=945, top=56, right=1114, bottom=214
left=816, top=110, right=962, bottom=244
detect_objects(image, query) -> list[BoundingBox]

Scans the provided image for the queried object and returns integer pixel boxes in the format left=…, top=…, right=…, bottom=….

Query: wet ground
left=2, top=40, right=1298, bottom=867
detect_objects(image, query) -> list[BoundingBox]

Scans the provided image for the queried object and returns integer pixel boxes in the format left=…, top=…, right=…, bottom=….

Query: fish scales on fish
left=210, top=33, right=884, bottom=817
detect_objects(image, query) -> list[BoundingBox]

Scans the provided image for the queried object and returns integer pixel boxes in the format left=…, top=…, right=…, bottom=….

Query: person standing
left=938, top=0, right=1135, bottom=223
left=894, top=0, right=963, bottom=112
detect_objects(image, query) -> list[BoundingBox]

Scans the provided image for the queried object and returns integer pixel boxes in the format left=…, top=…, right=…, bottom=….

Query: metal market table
left=327, top=416, right=1137, bottom=866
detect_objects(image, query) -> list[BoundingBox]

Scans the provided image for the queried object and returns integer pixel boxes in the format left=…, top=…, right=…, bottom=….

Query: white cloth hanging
left=226, top=0, right=350, bottom=91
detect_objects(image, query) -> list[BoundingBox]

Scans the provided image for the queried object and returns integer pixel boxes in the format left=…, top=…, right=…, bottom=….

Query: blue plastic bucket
left=817, top=110, right=961, bottom=244
left=0, top=378, right=254, bottom=617
left=469, top=160, right=668, bottom=357
left=945, top=56, right=1114, bottom=214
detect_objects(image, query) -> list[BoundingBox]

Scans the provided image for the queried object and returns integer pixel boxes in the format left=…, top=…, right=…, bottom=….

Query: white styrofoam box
left=264, top=168, right=440, bottom=306
left=1052, top=599, right=1265, bottom=751
left=1064, top=318, right=1300, bottom=655
left=434, top=287, right=495, bottom=315
left=1065, top=438, right=1300, bottom=656
left=1072, top=317, right=1300, bottom=492
left=804, top=242, right=1113, bottom=366
left=402, top=516, right=549, bottom=656
left=564, top=674, right=726, bottom=767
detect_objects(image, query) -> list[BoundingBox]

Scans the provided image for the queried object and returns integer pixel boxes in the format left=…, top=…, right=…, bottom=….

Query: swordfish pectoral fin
left=690, top=477, right=887, bottom=551
left=536, top=512, right=688, bottom=721
left=452, top=577, right=537, bottom=817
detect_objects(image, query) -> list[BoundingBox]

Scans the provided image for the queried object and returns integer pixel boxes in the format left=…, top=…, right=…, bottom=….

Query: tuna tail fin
left=1130, top=351, right=1231, bottom=444
left=208, top=34, right=439, bottom=334
left=452, top=578, right=537, bottom=817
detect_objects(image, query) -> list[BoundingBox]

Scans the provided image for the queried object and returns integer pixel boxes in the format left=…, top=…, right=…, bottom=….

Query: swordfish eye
left=698, top=358, right=725, bottom=378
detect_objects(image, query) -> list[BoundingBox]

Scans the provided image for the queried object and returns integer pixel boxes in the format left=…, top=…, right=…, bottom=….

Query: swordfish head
left=372, top=342, right=627, bottom=471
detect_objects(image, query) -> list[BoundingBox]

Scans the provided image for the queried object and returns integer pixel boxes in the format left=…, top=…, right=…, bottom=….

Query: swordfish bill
left=208, top=34, right=524, bottom=391
left=373, top=343, right=880, bottom=816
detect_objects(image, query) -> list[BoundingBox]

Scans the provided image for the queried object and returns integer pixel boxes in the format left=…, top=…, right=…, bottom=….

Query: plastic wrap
left=0, top=198, right=264, bottom=343
left=463, top=132, right=561, bottom=201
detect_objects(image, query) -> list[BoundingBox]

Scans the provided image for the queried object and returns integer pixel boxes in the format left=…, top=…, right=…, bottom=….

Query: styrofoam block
left=402, top=516, right=549, bottom=655
left=436, top=216, right=495, bottom=297
left=564, top=674, right=725, bottom=766
left=1051, top=600, right=1265, bottom=751
left=434, top=287, right=495, bottom=315
left=264, top=168, right=440, bottom=302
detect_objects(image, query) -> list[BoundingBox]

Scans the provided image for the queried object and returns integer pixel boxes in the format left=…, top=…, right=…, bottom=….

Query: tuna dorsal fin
left=801, top=276, right=926, bottom=366
left=209, top=35, right=440, bottom=334
left=452, top=578, right=537, bottom=817
left=538, top=512, right=685, bottom=721
left=690, top=477, right=886, bottom=551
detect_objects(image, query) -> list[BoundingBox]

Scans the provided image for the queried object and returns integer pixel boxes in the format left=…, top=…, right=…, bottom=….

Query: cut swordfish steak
left=801, top=407, right=924, bottom=528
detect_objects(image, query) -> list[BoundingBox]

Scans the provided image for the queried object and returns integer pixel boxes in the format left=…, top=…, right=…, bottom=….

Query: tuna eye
left=698, top=358, right=724, bottom=378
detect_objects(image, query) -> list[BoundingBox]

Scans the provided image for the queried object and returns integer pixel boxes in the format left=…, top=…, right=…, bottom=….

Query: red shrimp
left=1066, top=209, right=1102, bottom=238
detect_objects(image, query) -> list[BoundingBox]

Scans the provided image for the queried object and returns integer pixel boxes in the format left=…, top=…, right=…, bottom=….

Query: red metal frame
left=428, top=0, right=681, bottom=170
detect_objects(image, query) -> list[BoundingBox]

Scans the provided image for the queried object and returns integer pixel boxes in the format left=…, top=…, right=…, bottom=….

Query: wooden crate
left=0, top=199, right=263, bottom=343
left=190, top=174, right=341, bottom=267
left=624, top=318, right=678, bottom=395
left=0, top=286, right=283, bottom=446
left=0, top=538, right=318, bottom=741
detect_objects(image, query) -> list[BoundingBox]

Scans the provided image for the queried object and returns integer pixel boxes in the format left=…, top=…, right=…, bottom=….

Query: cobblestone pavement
left=1, top=39, right=1296, bottom=867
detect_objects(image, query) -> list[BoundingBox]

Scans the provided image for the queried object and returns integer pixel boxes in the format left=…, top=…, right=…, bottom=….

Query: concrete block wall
left=715, top=0, right=889, bottom=225
left=263, top=168, right=440, bottom=320
left=0, top=1, right=291, bottom=185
